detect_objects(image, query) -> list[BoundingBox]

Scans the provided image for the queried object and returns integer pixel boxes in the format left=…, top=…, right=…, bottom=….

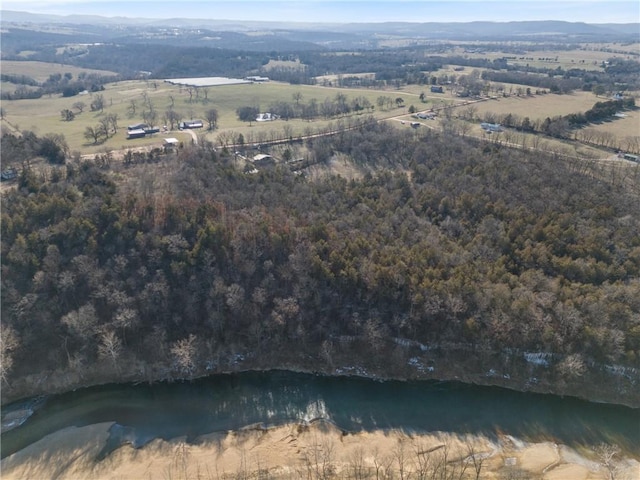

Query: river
left=1, top=371, right=638, bottom=459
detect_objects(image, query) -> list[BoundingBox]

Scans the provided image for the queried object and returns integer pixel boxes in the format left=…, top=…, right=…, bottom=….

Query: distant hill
left=2, top=10, right=638, bottom=42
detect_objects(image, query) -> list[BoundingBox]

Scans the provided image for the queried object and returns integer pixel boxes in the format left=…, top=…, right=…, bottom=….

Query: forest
left=2, top=122, right=639, bottom=405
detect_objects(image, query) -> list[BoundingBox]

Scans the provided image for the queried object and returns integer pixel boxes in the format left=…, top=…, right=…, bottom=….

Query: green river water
left=1, top=371, right=638, bottom=459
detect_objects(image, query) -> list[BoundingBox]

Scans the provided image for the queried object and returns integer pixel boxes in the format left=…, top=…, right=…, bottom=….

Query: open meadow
left=1, top=74, right=422, bottom=155
left=586, top=110, right=640, bottom=139
left=1, top=58, right=637, bottom=161
left=461, top=90, right=605, bottom=120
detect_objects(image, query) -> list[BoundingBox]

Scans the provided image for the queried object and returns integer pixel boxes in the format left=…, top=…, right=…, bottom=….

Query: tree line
left=480, top=97, right=637, bottom=146
left=0, top=71, right=115, bottom=101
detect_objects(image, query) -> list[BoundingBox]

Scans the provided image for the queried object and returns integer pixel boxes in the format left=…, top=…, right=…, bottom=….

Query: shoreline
left=3, top=363, right=639, bottom=410
left=3, top=335, right=639, bottom=409
left=2, top=420, right=638, bottom=480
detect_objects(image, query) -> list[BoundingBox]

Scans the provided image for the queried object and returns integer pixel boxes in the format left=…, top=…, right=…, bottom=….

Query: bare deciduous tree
left=349, top=446, right=368, bottom=480
left=595, top=443, right=621, bottom=480
left=170, top=334, right=198, bottom=375
left=98, top=330, right=123, bottom=371
left=303, top=435, right=335, bottom=480
left=464, top=437, right=487, bottom=480
left=73, top=101, right=86, bottom=113
left=61, top=303, right=99, bottom=340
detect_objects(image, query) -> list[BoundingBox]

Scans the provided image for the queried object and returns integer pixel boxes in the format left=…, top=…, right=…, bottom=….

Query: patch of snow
left=407, top=357, right=436, bottom=373
left=334, top=365, right=369, bottom=377
left=604, top=364, right=638, bottom=380
left=524, top=352, right=553, bottom=367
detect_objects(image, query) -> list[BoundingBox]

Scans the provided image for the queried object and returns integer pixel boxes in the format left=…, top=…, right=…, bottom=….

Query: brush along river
left=1, top=371, right=638, bottom=460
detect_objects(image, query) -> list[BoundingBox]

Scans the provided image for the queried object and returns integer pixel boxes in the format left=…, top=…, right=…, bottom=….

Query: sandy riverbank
left=2, top=421, right=638, bottom=480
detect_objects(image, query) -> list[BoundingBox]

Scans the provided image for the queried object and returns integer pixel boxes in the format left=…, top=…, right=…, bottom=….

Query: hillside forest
left=2, top=122, right=639, bottom=405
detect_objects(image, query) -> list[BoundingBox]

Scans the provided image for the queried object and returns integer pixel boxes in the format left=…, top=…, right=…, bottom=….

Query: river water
left=1, top=371, right=638, bottom=458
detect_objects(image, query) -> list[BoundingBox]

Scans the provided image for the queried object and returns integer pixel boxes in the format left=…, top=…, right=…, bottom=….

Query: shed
left=164, top=138, right=179, bottom=150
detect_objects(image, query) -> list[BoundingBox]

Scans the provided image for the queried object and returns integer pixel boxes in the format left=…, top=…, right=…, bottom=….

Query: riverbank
left=2, top=420, right=638, bottom=480
left=3, top=339, right=639, bottom=409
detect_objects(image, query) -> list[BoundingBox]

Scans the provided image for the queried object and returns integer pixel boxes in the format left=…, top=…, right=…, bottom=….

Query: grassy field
left=587, top=112, right=640, bottom=140
left=1, top=76, right=422, bottom=154
left=2, top=59, right=636, bottom=158
left=458, top=90, right=604, bottom=120
left=445, top=45, right=634, bottom=71
left=0, top=61, right=118, bottom=83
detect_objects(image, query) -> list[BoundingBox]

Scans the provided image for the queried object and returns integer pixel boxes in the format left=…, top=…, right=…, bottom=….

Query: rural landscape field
left=1, top=3, right=640, bottom=479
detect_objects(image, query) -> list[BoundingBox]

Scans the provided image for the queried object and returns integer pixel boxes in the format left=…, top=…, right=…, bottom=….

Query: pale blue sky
left=2, top=1, right=639, bottom=23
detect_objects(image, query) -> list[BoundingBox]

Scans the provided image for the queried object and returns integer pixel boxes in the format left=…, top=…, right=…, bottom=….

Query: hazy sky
left=2, top=1, right=639, bottom=24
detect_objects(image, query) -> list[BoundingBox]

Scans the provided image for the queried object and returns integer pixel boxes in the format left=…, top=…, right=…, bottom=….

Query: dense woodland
left=2, top=123, right=640, bottom=403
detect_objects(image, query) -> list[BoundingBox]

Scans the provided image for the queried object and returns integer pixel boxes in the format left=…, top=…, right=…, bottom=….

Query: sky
left=1, top=0, right=639, bottom=24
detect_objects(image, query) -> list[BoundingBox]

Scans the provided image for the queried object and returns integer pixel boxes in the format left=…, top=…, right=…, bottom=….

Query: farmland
left=461, top=90, right=604, bottom=120
left=444, top=44, right=637, bottom=71
left=0, top=75, right=421, bottom=155
left=1, top=35, right=638, bottom=161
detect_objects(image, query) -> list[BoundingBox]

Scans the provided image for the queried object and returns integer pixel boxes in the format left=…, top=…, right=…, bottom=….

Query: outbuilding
left=164, top=138, right=180, bottom=151
left=179, top=120, right=204, bottom=129
left=127, top=129, right=147, bottom=139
